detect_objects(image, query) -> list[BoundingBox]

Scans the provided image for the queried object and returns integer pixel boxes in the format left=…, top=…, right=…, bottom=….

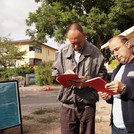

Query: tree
left=26, top=0, right=134, bottom=61
left=0, top=36, right=26, bottom=68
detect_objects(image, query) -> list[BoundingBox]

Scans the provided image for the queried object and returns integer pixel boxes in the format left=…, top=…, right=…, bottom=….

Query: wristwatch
left=121, top=85, right=126, bottom=94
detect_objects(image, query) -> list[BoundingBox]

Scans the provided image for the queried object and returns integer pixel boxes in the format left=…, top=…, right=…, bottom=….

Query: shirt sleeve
left=97, top=53, right=108, bottom=81
left=52, top=51, right=64, bottom=77
left=124, top=84, right=134, bottom=99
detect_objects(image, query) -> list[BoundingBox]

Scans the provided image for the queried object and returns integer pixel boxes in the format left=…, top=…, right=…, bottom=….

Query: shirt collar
left=65, top=40, right=93, bottom=58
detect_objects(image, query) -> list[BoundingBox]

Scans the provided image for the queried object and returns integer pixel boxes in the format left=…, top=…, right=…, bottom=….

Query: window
left=29, top=58, right=42, bottom=67
left=29, top=44, right=42, bottom=53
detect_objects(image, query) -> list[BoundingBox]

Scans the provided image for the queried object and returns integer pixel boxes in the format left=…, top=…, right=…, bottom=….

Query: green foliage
left=109, top=0, right=134, bottom=30
left=35, top=61, right=56, bottom=86
left=109, top=59, right=120, bottom=70
left=0, top=36, right=26, bottom=68
left=0, top=65, right=34, bottom=81
left=85, top=7, right=117, bottom=49
left=20, top=64, right=34, bottom=74
left=26, top=0, right=134, bottom=62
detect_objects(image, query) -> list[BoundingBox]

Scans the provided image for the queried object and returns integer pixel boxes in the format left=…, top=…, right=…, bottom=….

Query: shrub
left=109, top=59, right=119, bottom=69
left=0, top=64, right=34, bottom=81
left=35, top=61, right=57, bottom=86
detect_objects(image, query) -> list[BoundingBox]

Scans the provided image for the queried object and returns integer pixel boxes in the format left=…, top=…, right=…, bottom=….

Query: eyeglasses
left=111, top=43, right=126, bottom=56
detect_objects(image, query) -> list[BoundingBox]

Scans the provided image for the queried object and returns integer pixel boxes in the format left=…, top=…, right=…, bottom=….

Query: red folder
left=57, top=74, right=116, bottom=95
left=57, top=74, right=79, bottom=88
left=85, top=77, right=117, bottom=95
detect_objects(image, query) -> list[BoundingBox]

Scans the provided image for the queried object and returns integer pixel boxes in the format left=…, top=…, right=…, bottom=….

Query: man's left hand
left=69, top=76, right=89, bottom=89
left=105, top=80, right=125, bottom=94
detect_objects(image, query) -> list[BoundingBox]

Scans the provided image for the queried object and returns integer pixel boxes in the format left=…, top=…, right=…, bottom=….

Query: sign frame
left=0, top=80, right=23, bottom=134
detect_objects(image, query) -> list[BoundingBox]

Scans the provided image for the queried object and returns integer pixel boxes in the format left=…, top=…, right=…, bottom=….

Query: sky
left=0, top=0, right=58, bottom=49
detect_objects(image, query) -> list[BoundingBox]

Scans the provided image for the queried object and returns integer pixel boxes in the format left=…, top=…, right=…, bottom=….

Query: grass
left=33, top=107, right=59, bottom=115
left=23, top=115, right=34, bottom=120
left=101, top=106, right=106, bottom=109
left=95, top=118, right=103, bottom=123
left=37, top=115, right=58, bottom=123
left=22, top=107, right=60, bottom=124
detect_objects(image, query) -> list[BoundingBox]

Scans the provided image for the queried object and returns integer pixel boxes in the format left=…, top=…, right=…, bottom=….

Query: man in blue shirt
left=99, top=35, right=134, bottom=134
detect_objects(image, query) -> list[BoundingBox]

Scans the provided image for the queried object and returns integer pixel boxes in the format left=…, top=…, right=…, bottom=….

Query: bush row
left=0, top=62, right=58, bottom=86
left=0, top=64, right=34, bottom=81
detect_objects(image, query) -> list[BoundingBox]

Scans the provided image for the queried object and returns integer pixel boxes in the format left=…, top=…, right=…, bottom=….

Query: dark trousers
left=60, top=105, right=96, bottom=134
left=112, top=124, right=134, bottom=134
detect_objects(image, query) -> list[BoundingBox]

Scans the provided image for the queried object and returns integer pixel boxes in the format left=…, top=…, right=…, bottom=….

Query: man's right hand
left=98, top=92, right=111, bottom=100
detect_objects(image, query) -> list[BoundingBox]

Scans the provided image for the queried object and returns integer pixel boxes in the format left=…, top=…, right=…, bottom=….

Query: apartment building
left=12, top=39, right=57, bottom=67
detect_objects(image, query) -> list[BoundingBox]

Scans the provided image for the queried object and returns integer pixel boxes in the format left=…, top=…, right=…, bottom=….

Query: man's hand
left=69, top=76, right=88, bottom=89
left=105, top=80, right=125, bottom=94
left=98, top=92, right=111, bottom=100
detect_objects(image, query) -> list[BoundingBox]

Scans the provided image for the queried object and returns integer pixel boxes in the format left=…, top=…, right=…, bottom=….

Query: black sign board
left=0, top=80, right=23, bottom=133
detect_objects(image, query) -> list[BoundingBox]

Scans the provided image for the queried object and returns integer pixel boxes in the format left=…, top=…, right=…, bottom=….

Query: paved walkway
left=19, top=85, right=60, bottom=92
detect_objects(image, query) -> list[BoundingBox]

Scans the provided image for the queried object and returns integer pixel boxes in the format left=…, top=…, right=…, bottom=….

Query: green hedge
left=0, top=64, right=34, bottom=81
left=0, top=62, right=58, bottom=86
left=35, top=61, right=57, bottom=86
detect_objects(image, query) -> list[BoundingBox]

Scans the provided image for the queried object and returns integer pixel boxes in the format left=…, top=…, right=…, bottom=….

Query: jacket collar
left=65, top=40, right=93, bottom=58
left=112, top=57, right=134, bottom=80
left=126, top=57, right=134, bottom=66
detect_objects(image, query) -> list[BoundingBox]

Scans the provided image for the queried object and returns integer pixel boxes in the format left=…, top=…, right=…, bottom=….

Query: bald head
left=109, top=35, right=128, bottom=45
left=67, top=23, right=86, bottom=51
left=67, top=23, right=84, bottom=34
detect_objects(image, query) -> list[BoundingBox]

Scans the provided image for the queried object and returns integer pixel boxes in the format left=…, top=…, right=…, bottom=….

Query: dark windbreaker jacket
left=107, top=58, right=134, bottom=132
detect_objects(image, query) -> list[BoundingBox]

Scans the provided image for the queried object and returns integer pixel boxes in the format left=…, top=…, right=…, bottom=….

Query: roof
left=101, top=26, right=134, bottom=49
left=12, top=39, right=32, bottom=43
left=12, top=39, right=58, bottom=50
